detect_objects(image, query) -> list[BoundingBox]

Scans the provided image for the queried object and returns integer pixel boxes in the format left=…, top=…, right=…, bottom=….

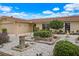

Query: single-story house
left=0, top=16, right=79, bottom=34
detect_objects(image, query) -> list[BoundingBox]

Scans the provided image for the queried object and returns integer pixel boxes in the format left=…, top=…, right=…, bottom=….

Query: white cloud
left=42, top=10, right=53, bottom=14
left=42, top=9, right=79, bottom=18
left=64, top=3, right=79, bottom=11
left=0, top=3, right=79, bottom=19
left=15, top=7, right=19, bottom=9
left=48, top=11, right=79, bottom=18
left=10, top=12, right=28, bottom=17
left=61, top=11, right=70, bottom=14
left=0, top=5, right=12, bottom=12
left=0, top=11, right=79, bottom=19
left=53, top=7, right=60, bottom=11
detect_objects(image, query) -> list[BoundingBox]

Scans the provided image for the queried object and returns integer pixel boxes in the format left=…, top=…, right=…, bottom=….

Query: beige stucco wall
left=60, top=21, right=79, bottom=33
left=36, top=24, right=42, bottom=30
left=0, top=19, right=17, bottom=34
left=0, top=22, right=33, bottom=34
left=0, top=18, right=33, bottom=34
left=29, top=24, right=33, bottom=32
left=70, top=21, right=79, bottom=33
left=0, top=23, right=17, bottom=34
left=16, top=23, right=33, bottom=34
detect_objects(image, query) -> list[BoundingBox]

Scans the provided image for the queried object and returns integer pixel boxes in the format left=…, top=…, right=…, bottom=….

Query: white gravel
left=0, top=34, right=79, bottom=56
left=0, top=34, right=54, bottom=56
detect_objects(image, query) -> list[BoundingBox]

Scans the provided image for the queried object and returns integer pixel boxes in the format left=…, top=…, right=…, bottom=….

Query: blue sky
left=0, top=3, right=79, bottom=19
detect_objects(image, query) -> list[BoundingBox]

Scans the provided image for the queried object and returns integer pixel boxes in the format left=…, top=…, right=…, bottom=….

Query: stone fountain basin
left=12, top=43, right=31, bottom=52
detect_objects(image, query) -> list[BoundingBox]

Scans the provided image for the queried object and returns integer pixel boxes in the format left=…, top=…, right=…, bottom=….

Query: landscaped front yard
left=0, top=33, right=79, bottom=56
left=0, top=20, right=79, bottom=56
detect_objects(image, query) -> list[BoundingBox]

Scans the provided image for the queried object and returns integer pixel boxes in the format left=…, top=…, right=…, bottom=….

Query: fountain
left=12, top=36, right=30, bottom=52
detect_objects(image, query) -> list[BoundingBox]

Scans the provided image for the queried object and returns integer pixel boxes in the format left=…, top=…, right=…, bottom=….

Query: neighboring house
left=0, top=16, right=79, bottom=34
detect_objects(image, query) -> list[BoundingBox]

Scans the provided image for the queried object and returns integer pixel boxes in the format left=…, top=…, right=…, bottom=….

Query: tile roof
left=0, top=15, right=79, bottom=23
left=30, top=16, right=79, bottom=23
left=0, top=16, right=32, bottom=23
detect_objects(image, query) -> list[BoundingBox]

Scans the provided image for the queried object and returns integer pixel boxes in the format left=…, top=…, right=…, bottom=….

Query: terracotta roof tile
left=30, top=16, right=79, bottom=23
left=0, top=16, right=32, bottom=23
left=30, top=17, right=64, bottom=23
left=0, top=15, right=79, bottom=23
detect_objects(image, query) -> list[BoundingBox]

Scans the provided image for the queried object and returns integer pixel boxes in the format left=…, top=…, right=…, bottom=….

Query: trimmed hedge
left=53, top=40, right=79, bottom=56
left=33, top=30, right=52, bottom=38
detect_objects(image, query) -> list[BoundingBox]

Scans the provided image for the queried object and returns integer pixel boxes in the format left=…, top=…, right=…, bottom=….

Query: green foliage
left=33, top=30, right=52, bottom=38
left=59, top=30, right=63, bottom=33
left=49, top=20, right=64, bottom=29
left=2, top=28, right=7, bottom=33
left=53, top=40, right=79, bottom=56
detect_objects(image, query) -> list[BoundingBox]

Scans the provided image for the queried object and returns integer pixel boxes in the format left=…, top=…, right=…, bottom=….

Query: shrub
left=2, top=28, right=7, bottom=33
left=52, top=30, right=58, bottom=34
left=34, top=27, right=39, bottom=32
left=59, top=30, right=63, bottom=33
left=53, top=40, right=79, bottom=56
left=33, top=30, right=52, bottom=38
left=49, top=20, right=64, bottom=30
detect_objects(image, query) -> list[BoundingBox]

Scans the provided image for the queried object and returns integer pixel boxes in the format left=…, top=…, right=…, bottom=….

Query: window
left=42, top=24, right=49, bottom=30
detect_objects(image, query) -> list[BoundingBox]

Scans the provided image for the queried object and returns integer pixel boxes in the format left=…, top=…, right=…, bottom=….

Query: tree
left=49, top=20, right=64, bottom=30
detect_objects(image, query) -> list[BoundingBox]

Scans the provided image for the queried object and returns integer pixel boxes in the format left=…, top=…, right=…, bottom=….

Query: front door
left=65, top=22, right=70, bottom=33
